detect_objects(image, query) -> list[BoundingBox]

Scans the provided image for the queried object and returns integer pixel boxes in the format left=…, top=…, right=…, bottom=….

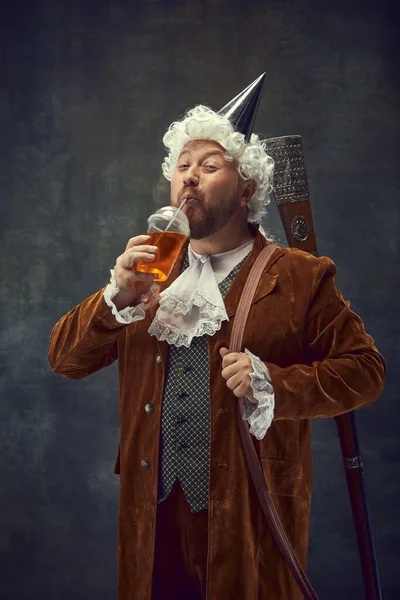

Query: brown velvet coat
left=48, top=229, right=386, bottom=600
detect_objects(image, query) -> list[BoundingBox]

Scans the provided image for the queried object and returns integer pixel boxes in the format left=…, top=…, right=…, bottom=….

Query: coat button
left=140, top=460, right=150, bottom=469
left=155, top=353, right=162, bottom=364
left=144, top=403, right=154, bottom=414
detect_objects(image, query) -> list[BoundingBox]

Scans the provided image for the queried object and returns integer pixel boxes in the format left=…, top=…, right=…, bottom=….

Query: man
left=48, top=76, right=386, bottom=599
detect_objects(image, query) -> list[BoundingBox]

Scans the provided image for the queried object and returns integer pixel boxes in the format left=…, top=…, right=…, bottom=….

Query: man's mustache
left=177, top=189, right=204, bottom=204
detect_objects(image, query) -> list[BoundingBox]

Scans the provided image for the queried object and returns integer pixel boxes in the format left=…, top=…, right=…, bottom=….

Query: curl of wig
left=162, top=105, right=274, bottom=222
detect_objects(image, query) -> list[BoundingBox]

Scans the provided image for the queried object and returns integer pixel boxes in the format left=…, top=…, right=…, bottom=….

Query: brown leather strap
left=229, top=243, right=319, bottom=600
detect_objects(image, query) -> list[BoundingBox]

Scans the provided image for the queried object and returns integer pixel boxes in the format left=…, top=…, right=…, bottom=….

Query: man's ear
left=239, top=179, right=257, bottom=208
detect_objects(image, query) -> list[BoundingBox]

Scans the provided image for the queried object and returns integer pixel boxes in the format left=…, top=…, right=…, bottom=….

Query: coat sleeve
left=48, top=288, right=128, bottom=380
left=267, top=257, right=386, bottom=420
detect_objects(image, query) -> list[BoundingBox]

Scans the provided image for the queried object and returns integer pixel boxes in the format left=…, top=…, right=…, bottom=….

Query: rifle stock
left=264, top=135, right=382, bottom=600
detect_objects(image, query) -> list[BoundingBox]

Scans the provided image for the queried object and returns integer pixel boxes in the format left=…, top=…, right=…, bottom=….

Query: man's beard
left=184, top=195, right=238, bottom=240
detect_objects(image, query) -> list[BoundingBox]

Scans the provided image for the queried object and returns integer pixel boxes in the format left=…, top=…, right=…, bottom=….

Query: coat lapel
left=223, top=229, right=283, bottom=318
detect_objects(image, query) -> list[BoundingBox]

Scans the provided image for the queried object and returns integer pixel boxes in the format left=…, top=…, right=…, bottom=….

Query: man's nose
left=183, top=166, right=199, bottom=186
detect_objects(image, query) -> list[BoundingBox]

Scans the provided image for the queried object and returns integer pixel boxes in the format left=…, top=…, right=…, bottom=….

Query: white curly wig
left=161, top=105, right=274, bottom=223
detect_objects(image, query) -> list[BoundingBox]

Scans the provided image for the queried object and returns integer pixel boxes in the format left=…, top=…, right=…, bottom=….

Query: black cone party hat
left=217, top=73, right=266, bottom=141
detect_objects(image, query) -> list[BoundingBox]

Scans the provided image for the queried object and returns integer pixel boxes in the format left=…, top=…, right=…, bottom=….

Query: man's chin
left=189, top=231, right=206, bottom=241
left=189, top=227, right=209, bottom=240
left=186, top=215, right=207, bottom=240
left=189, top=224, right=220, bottom=240
left=187, top=213, right=225, bottom=240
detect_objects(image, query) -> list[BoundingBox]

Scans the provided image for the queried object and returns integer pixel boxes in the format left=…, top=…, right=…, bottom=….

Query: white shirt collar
left=188, top=239, right=255, bottom=284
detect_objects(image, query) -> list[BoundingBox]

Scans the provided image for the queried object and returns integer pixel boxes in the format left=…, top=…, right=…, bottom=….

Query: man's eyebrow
left=200, top=150, right=225, bottom=160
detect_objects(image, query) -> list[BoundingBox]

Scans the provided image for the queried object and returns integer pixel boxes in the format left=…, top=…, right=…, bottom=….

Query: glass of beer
left=135, top=206, right=190, bottom=282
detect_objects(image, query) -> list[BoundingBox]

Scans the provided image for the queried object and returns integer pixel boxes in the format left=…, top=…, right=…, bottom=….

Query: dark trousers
left=152, top=479, right=208, bottom=599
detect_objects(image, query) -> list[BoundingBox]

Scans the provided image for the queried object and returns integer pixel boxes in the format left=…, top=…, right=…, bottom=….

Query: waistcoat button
left=140, top=460, right=150, bottom=469
left=155, top=353, right=162, bottom=364
left=144, top=403, right=154, bottom=414
left=177, top=442, right=188, bottom=450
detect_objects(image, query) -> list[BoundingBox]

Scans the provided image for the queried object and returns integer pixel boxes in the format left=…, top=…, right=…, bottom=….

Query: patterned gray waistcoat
left=157, top=251, right=246, bottom=513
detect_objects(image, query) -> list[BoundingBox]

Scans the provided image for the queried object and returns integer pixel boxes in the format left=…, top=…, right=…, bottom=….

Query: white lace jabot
left=147, top=240, right=254, bottom=348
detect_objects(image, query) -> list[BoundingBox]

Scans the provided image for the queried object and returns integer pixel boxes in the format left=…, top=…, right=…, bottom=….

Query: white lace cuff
left=242, top=348, right=275, bottom=441
left=103, top=269, right=159, bottom=325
